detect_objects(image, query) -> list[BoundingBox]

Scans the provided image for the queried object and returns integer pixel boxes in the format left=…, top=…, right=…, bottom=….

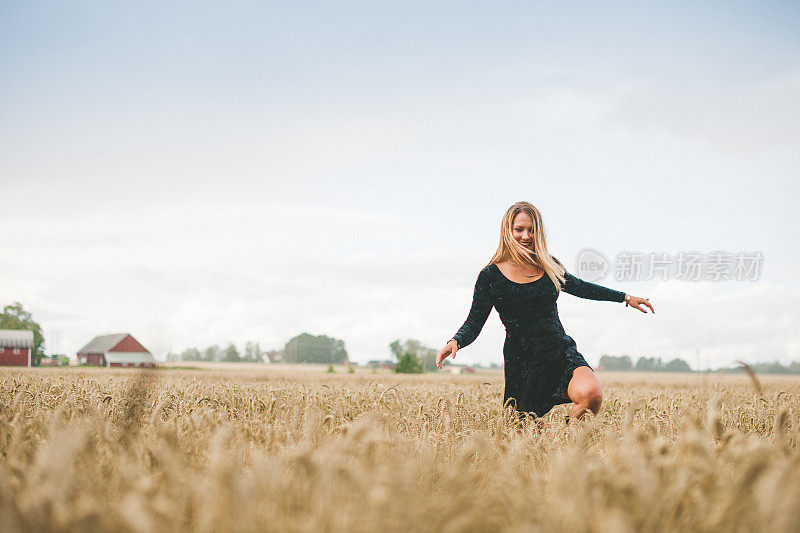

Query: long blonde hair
left=485, top=201, right=569, bottom=291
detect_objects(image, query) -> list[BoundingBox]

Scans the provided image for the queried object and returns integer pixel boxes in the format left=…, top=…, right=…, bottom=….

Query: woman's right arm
left=438, top=269, right=494, bottom=368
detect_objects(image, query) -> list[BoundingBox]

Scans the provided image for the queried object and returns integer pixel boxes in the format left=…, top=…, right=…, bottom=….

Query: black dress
left=450, top=259, right=626, bottom=417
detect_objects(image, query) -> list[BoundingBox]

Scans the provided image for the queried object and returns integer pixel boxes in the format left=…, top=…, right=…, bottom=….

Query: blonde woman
left=437, top=201, right=654, bottom=421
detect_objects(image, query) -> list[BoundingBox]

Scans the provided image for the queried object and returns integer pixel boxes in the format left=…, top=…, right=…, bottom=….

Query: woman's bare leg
left=567, top=366, right=603, bottom=420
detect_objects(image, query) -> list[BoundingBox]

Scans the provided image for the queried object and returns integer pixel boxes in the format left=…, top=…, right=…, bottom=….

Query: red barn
left=77, top=333, right=156, bottom=368
left=0, top=329, right=34, bottom=366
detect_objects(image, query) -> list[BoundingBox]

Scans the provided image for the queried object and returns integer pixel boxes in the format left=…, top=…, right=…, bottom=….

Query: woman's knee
left=567, top=367, right=603, bottom=412
left=586, top=386, right=603, bottom=410
left=577, top=383, right=603, bottom=409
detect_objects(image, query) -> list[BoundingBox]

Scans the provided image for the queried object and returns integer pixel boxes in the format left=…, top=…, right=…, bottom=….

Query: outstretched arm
left=553, top=255, right=654, bottom=312
left=561, top=270, right=655, bottom=313
left=561, top=270, right=627, bottom=302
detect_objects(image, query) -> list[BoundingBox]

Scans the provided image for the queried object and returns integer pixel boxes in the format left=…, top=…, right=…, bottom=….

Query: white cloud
left=610, top=72, right=800, bottom=157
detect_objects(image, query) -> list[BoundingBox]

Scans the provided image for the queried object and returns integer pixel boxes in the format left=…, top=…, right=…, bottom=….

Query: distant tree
left=709, top=362, right=800, bottom=375
left=394, top=352, right=423, bottom=374
left=265, top=350, right=285, bottom=363
left=663, top=358, right=692, bottom=372
left=221, top=343, right=241, bottom=362
left=165, top=352, right=180, bottom=362
left=181, top=347, right=202, bottom=361
left=761, top=361, right=790, bottom=374
left=635, top=357, right=663, bottom=372
left=734, top=361, right=792, bottom=375
left=244, top=341, right=264, bottom=363
left=389, top=340, right=403, bottom=360
left=417, top=349, right=438, bottom=372
left=284, top=333, right=348, bottom=364
left=599, top=355, right=632, bottom=371
left=203, top=345, right=222, bottom=362
left=389, top=339, right=438, bottom=372
left=0, top=302, right=45, bottom=365
left=178, top=344, right=270, bottom=363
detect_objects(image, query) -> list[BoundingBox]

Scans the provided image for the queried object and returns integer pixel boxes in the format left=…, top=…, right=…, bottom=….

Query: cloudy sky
left=2, top=1, right=798, bottom=368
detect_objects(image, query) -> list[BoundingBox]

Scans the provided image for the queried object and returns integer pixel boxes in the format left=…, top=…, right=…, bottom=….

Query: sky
left=1, top=1, right=799, bottom=368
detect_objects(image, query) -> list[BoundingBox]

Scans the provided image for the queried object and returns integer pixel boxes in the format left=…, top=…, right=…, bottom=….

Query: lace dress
left=450, top=260, right=625, bottom=417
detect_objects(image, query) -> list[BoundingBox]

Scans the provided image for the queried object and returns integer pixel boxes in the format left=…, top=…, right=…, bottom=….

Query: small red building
left=77, top=333, right=156, bottom=368
left=0, top=329, right=34, bottom=366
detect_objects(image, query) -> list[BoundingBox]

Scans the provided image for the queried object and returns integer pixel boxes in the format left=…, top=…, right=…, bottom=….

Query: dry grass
left=1, top=367, right=798, bottom=532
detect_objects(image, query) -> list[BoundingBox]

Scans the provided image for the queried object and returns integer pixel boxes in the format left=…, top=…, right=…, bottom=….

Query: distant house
left=77, top=333, right=155, bottom=368
left=448, top=364, right=475, bottom=374
left=0, top=329, right=34, bottom=367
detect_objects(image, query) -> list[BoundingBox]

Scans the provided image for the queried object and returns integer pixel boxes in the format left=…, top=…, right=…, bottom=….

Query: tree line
left=599, top=355, right=693, bottom=372
left=165, top=341, right=268, bottom=363
left=5, top=300, right=799, bottom=374
left=598, top=355, right=800, bottom=374
left=386, top=339, right=509, bottom=373
left=712, top=361, right=800, bottom=375
left=167, top=333, right=349, bottom=364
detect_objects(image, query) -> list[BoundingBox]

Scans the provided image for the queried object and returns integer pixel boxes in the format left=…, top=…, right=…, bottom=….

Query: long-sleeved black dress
left=450, top=260, right=626, bottom=417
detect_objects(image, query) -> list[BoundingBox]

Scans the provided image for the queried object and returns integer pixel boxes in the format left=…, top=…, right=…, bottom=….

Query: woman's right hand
left=437, top=340, right=458, bottom=369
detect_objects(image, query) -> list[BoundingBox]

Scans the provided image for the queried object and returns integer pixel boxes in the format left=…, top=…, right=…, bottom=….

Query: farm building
left=0, top=329, right=34, bottom=366
left=77, top=333, right=155, bottom=368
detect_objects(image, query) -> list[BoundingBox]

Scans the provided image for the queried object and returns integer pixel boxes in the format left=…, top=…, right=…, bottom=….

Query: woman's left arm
left=562, top=271, right=655, bottom=313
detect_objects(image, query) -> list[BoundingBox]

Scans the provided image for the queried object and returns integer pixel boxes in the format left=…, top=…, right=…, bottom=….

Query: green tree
left=418, top=348, right=438, bottom=372
left=284, top=333, right=348, bottom=364
left=389, top=339, right=438, bottom=372
left=635, top=356, right=663, bottom=372
left=181, top=347, right=202, bottom=361
left=244, top=341, right=264, bottom=363
left=221, top=343, right=241, bottom=362
left=758, top=361, right=790, bottom=374
left=663, top=358, right=692, bottom=372
left=598, top=355, right=632, bottom=371
left=394, top=352, right=423, bottom=374
left=265, top=350, right=285, bottom=363
left=203, top=345, right=222, bottom=362
left=1, top=302, right=45, bottom=365
left=389, top=340, right=403, bottom=360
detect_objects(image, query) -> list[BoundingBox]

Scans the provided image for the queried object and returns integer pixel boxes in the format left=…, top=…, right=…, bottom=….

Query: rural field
left=1, top=367, right=798, bottom=532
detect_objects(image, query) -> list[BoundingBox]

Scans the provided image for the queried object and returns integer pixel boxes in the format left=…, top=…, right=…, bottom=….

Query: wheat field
left=1, top=367, right=798, bottom=532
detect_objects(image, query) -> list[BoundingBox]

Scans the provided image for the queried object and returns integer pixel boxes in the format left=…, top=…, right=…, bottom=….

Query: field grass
left=1, top=367, right=798, bottom=532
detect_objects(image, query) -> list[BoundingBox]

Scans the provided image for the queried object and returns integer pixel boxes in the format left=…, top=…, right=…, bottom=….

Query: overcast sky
left=2, top=1, right=798, bottom=368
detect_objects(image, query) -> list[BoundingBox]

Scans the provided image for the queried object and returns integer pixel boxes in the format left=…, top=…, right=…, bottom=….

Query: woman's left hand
left=625, top=294, right=654, bottom=314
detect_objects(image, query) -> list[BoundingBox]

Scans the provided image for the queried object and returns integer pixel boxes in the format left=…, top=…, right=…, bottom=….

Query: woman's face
left=512, top=212, right=535, bottom=250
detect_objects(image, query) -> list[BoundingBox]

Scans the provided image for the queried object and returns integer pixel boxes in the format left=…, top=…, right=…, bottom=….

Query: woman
left=437, top=201, right=654, bottom=421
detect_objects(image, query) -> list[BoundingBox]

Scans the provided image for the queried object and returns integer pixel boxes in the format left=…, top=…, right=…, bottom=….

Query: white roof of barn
left=105, top=352, right=155, bottom=364
left=77, top=333, right=130, bottom=354
left=0, top=329, right=34, bottom=348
